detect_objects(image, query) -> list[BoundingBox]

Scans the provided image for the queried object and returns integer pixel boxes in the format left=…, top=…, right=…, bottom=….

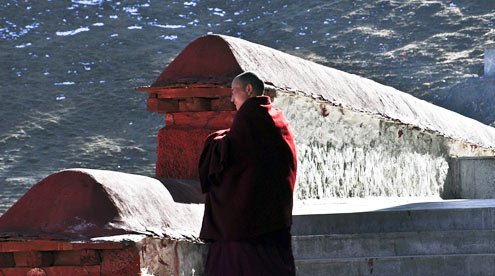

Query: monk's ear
left=245, top=83, right=253, bottom=96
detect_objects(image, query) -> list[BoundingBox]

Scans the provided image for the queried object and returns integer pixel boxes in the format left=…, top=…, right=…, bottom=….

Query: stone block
left=0, top=252, right=14, bottom=267
left=178, top=97, right=211, bottom=112
left=2, top=266, right=101, bottom=276
left=43, top=266, right=100, bottom=276
left=166, top=111, right=234, bottom=129
left=211, top=97, right=235, bottom=111
left=156, top=127, right=213, bottom=178
left=80, top=250, right=100, bottom=266
left=13, top=251, right=53, bottom=267
left=454, top=157, right=495, bottom=198
left=53, top=250, right=100, bottom=266
left=147, top=98, right=179, bottom=113
left=139, top=238, right=208, bottom=276
left=0, top=267, right=31, bottom=276
left=153, top=86, right=232, bottom=99
left=0, top=240, right=124, bottom=253
left=101, top=248, right=140, bottom=276
left=0, top=241, right=72, bottom=252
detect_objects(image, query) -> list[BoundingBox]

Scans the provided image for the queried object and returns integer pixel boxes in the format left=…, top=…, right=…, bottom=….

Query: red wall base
left=156, top=127, right=216, bottom=179
left=0, top=240, right=139, bottom=276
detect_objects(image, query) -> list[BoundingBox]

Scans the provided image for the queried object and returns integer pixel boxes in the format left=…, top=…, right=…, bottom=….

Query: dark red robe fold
left=199, top=96, right=297, bottom=241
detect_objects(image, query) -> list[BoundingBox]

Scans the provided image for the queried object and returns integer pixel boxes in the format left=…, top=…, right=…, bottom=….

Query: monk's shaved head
left=234, top=71, right=264, bottom=96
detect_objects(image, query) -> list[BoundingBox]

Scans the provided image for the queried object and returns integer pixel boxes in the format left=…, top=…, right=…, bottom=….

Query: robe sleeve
left=198, top=129, right=230, bottom=193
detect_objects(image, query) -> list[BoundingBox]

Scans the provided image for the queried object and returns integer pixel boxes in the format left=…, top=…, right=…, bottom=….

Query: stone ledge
left=0, top=265, right=101, bottom=276
left=0, top=239, right=125, bottom=252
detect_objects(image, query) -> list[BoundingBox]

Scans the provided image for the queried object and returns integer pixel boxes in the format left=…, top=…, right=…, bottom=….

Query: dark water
left=1, top=0, right=495, bottom=214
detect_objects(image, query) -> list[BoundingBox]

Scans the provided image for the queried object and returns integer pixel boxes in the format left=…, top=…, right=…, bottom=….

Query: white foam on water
left=123, top=6, right=140, bottom=15
left=208, top=7, right=226, bottom=17
left=15, top=42, right=32, bottom=48
left=161, top=35, right=178, bottom=40
left=148, top=22, right=185, bottom=29
left=71, top=0, right=103, bottom=5
left=55, top=27, right=90, bottom=36
left=184, top=1, right=197, bottom=7
left=54, top=81, right=75, bottom=86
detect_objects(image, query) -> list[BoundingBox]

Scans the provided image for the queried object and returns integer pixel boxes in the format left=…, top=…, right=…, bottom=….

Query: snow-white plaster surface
left=273, top=93, right=495, bottom=199
left=220, top=34, right=495, bottom=150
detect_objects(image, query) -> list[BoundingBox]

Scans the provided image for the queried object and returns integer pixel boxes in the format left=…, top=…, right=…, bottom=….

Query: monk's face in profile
left=231, top=77, right=255, bottom=110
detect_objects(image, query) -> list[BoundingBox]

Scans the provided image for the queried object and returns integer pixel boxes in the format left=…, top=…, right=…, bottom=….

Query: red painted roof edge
left=152, top=34, right=244, bottom=87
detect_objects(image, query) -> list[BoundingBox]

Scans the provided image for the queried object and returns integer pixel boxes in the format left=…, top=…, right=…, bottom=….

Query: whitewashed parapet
left=223, top=35, right=495, bottom=150
left=270, top=93, right=495, bottom=199
left=213, top=34, right=495, bottom=199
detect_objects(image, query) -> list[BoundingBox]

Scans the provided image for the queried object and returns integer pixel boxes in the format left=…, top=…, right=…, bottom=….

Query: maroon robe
left=199, top=96, right=297, bottom=275
left=199, top=96, right=297, bottom=241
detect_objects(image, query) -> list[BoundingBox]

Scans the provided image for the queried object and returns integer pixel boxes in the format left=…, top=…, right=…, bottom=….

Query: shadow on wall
left=443, top=157, right=495, bottom=199
left=160, top=178, right=204, bottom=204
left=442, top=156, right=462, bottom=199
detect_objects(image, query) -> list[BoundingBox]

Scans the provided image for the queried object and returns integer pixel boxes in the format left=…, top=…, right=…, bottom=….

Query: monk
left=198, top=71, right=298, bottom=275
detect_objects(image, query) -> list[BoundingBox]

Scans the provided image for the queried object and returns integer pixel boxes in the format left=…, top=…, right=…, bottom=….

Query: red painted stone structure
left=139, top=34, right=495, bottom=198
left=136, top=35, right=240, bottom=179
left=0, top=169, right=203, bottom=275
left=0, top=169, right=202, bottom=239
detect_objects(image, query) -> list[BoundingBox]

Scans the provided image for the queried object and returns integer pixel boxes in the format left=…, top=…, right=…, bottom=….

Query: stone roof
left=0, top=169, right=203, bottom=240
left=152, top=34, right=495, bottom=149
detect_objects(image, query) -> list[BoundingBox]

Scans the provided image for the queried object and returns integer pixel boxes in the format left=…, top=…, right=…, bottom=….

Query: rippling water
left=1, top=0, right=495, bottom=214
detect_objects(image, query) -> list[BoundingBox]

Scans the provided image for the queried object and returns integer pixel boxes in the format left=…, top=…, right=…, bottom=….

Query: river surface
left=1, top=0, right=495, bottom=214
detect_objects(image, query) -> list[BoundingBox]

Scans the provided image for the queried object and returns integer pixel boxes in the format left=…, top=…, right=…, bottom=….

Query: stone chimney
left=485, top=43, right=495, bottom=77
left=136, top=35, right=241, bottom=179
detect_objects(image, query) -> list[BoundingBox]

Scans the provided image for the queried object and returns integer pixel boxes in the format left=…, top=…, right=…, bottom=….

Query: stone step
left=295, top=253, right=495, bottom=276
left=292, top=230, right=495, bottom=260
left=292, top=199, right=495, bottom=235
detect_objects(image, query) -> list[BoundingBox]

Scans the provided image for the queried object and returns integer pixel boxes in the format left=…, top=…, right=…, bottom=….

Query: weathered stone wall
left=451, top=157, right=495, bottom=199
left=273, top=92, right=495, bottom=200
left=139, top=238, right=207, bottom=276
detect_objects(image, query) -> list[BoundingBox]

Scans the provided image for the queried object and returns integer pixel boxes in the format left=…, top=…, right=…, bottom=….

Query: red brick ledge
left=0, top=239, right=125, bottom=252
left=0, top=239, right=139, bottom=275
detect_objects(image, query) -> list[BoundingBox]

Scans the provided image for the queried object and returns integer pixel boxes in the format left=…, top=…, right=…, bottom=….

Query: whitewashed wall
left=273, top=92, right=495, bottom=200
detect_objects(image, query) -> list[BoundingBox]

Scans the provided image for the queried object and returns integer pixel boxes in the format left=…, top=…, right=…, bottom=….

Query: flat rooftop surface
left=293, top=197, right=495, bottom=215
